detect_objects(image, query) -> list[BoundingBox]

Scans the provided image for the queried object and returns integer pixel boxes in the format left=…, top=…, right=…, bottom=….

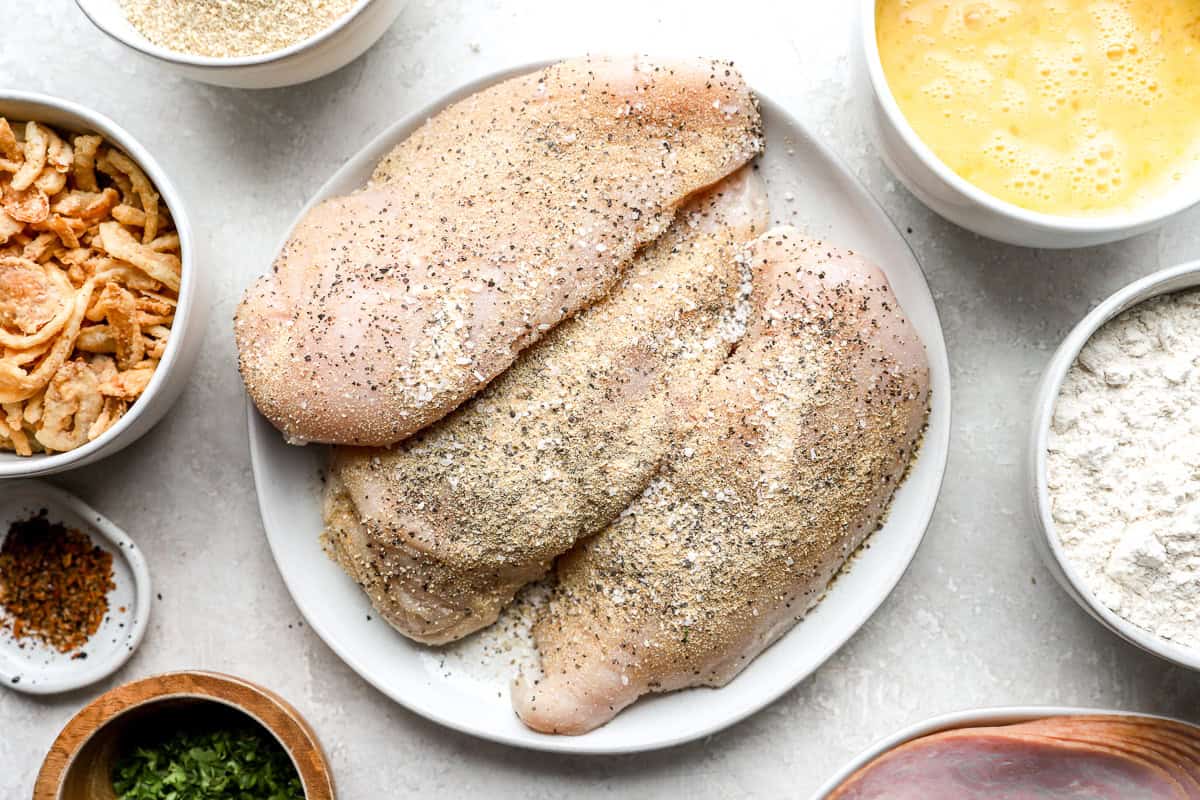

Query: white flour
left=1047, top=289, right=1200, bottom=652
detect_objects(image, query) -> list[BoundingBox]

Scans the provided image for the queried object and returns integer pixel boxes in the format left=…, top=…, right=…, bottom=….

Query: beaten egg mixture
left=876, top=0, right=1200, bottom=215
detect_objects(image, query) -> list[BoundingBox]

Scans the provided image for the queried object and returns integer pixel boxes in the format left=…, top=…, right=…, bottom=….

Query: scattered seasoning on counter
left=113, top=724, right=304, bottom=800
left=0, top=512, right=115, bottom=653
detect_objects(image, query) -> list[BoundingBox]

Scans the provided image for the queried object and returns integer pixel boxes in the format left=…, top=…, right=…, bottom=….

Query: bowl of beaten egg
left=862, top=0, right=1200, bottom=248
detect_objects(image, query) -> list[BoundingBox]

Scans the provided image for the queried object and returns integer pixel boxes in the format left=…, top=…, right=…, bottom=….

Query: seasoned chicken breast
left=323, top=168, right=769, bottom=644
left=236, top=56, right=763, bottom=446
left=513, top=228, right=931, bottom=734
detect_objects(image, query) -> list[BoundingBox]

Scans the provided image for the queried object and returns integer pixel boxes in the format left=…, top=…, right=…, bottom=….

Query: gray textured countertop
left=4, top=1, right=1199, bottom=797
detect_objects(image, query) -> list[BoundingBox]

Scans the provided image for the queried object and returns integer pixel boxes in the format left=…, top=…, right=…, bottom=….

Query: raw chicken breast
left=513, top=228, right=930, bottom=734
left=323, top=168, right=769, bottom=644
left=236, top=56, right=763, bottom=446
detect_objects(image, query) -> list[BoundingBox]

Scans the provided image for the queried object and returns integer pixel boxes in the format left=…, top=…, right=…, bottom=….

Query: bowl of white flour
left=1031, top=260, right=1200, bottom=673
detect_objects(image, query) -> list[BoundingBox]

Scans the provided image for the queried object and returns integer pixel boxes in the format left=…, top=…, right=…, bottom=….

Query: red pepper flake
left=0, top=511, right=115, bottom=653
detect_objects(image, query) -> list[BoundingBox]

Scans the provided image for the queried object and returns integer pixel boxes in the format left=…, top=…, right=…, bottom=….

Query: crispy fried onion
left=2, top=180, right=49, bottom=224
left=72, top=135, right=102, bottom=193
left=89, top=282, right=144, bottom=369
left=0, top=117, right=180, bottom=456
left=0, top=277, right=93, bottom=403
left=96, top=221, right=180, bottom=291
left=53, top=187, right=119, bottom=221
left=0, top=256, right=75, bottom=349
left=35, top=360, right=102, bottom=452
left=5, top=340, right=52, bottom=366
left=0, top=119, right=20, bottom=162
left=0, top=210, right=22, bottom=244
left=1, top=400, right=32, bottom=456
left=100, top=149, right=159, bottom=243
left=10, top=122, right=47, bottom=191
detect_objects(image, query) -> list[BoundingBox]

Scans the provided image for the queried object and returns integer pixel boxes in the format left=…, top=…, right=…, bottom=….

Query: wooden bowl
left=34, top=671, right=335, bottom=799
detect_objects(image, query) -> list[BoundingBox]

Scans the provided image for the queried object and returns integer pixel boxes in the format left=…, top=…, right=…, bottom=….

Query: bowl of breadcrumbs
left=75, top=0, right=410, bottom=89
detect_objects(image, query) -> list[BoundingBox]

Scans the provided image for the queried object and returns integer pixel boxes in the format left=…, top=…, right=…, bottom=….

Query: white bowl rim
left=0, top=479, right=153, bottom=694
left=810, top=705, right=1200, bottom=799
left=0, top=90, right=196, bottom=478
left=245, top=58, right=953, bottom=754
left=1030, top=259, right=1200, bottom=672
left=75, top=0, right=375, bottom=69
left=860, top=0, right=1200, bottom=236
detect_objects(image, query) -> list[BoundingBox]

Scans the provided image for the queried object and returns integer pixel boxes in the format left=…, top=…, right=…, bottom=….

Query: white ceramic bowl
left=811, top=706, right=1196, bottom=798
left=0, top=92, right=206, bottom=479
left=0, top=480, right=152, bottom=694
left=1029, top=260, right=1200, bottom=672
left=75, top=0, right=408, bottom=89
left=859, top=0, right=1200, bottom=249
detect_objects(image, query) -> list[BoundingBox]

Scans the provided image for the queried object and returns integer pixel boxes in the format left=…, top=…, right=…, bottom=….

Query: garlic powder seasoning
left=119, top=0, right=360, bottom=58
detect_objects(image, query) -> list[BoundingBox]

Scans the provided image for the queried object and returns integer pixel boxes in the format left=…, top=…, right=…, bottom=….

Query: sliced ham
left=828, top=715, right=1200, bottom=800
left=1019, top=717, right=1200, bottom=796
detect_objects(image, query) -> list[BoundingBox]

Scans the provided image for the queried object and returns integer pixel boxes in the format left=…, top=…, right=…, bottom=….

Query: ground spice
left=0, top=512, right=115, bottom=653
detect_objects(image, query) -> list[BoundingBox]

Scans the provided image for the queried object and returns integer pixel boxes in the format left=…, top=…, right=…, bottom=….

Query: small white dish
left=859, top=0, right=1200, bottom=249
left=0, top=481, right=152, bottom=695
left=0, top=91, right=207, bottom=479
left=244, top=62, right=952, bottom=753
left=75, top=0, right=409, bottom=89
left=1029, top=260, right=1200, bottom=673
left=811, top=706, right=1196, bottom=798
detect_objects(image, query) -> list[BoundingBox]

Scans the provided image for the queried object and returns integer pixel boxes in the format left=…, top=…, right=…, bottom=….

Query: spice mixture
left=119, top=0, right=359, bottom=58
left=0, top=512, right=115, bottom=653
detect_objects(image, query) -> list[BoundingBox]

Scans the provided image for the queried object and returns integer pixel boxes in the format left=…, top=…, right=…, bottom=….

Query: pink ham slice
left=1019, top=717, right=1200, bottom=797
left=828, top=717, right=1200, bottom=800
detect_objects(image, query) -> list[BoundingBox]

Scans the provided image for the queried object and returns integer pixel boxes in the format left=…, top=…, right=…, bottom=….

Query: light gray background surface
left=4, top=1, right=1199, bottom=797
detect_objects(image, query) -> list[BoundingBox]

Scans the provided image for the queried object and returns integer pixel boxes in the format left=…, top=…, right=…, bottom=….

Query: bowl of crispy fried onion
left=0, top=92, right=204, bottom=477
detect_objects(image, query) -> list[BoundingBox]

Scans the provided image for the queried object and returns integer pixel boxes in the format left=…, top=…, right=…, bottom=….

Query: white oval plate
left=246, top=62, right=952, bottom=754
left=811, top=706, right=1198, bottom=799
left=0, top=481, right=152, bottom=694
